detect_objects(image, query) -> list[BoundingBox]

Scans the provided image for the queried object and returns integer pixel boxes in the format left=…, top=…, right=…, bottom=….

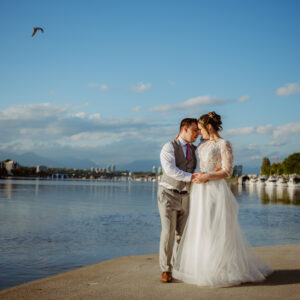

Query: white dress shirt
left=159, top=136, right=193, bottom=189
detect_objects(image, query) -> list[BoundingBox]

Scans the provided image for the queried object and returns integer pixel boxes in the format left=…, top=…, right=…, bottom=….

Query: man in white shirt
left=158, top=118, right=202, bottom=283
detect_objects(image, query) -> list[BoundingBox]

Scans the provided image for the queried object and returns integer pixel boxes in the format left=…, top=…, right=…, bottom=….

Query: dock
left=0, top=244, right=299, bottom=300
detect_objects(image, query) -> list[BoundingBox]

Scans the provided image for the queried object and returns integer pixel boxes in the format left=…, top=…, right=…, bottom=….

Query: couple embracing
left=158, top=112, right=272, bottom=287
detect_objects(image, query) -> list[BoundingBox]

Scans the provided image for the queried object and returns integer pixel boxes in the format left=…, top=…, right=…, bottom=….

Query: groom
left=158, top=118, right=202, bottom=283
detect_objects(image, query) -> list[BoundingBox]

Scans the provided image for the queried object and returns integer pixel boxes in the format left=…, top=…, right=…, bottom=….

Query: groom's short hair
left=180, top=118, right=198, bottom=132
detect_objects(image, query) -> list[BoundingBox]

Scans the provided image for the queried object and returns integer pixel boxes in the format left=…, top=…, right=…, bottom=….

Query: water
left=0, top=179, right=299, bottom=290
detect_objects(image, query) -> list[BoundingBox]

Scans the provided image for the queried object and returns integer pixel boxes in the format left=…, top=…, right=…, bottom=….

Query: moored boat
left=249, top=176, right=258, bottom=185
left=287, top=175, right=300, bottom=188
left=277, top=177, right=288, bottom=187
left=265, top=176, right=277, bottom=187
left=257, top=175, right=267, bottom=186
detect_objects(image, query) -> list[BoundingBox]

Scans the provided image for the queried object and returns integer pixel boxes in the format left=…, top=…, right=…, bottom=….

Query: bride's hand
left=175, top=133, right=180, bottom=139
left=192, top=172, right=209, bottom=184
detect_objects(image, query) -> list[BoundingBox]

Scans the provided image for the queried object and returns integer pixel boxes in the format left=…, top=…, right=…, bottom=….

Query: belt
left=170, top=189, right=188, bottom=195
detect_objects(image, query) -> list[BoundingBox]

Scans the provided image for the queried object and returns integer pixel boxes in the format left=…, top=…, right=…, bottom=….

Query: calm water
left=0, top=178, right=299, bottom=290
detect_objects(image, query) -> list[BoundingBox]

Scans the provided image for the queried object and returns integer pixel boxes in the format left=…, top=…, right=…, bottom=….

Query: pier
left=0, top=244, right=299, bottom=300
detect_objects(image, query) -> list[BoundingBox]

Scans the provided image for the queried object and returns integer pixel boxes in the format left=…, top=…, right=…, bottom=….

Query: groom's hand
left=191, top=173, right=201, bottom=181
left=192, top=172, right=209, bottom=184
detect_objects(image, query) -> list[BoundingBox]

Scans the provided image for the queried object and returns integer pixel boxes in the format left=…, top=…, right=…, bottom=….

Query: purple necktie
left=186, top=143, right=192, bottom=161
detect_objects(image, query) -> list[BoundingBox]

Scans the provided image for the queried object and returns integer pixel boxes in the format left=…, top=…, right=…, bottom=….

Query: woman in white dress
left=173, top=112, right=273, bottom=287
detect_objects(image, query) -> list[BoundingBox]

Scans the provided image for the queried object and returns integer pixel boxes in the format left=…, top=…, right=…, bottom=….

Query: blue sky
left=0, top=0, right=299, bottom=170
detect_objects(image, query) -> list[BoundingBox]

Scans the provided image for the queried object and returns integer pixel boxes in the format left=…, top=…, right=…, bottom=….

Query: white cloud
left=276, top=82, right=300, bottom=96
left=88, top=113, right=101, bottom=120
left=132, top=82, right=152, bottom=93
left=249, top=155, right=262, bottom=160
left=0, top=102, right=180, bottom=165
left=0, top=103, right=68, bottom=120
left=224, top=127, right=255, bottom=136
left=72, top=112, right=86, bottom=119
left=248, top=144, right=258, bottom=150
left=99, top=84, right=108, bottom=91
left=88, top=83, right=109, bottom=91
left=70, top=131, right=138, bottom=142
left=267, top=140, right=287, bottom=146
left=256, top=124, right=273, bottom=134
left=0, top=103, right=173, bottom=146
left=70, top=112, right=101, bottom=120
left=237, top=95, right=251, bottom=102
left=224, top=123, right=300, bottom=139
left=2, top=102, right=298, bottom=168
left=273, top=122, right=300, bottom=138
left=131, top=106, right=142, bottom=112
left=150, top=96, right=233, bottom=112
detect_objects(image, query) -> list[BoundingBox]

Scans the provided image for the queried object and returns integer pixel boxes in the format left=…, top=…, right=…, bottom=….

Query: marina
left=238, top=174, right=300, bottom=188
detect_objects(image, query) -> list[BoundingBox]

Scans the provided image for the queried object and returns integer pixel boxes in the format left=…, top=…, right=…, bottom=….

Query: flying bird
left=31, top=27, right=44, bottom=37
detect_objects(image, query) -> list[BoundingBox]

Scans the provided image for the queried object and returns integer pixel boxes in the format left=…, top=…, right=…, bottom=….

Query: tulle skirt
left=173, top=179, right=273, bottom=287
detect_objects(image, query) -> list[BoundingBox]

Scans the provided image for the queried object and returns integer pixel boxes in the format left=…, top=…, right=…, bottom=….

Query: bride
left=173, top=112, right=273, bottom=287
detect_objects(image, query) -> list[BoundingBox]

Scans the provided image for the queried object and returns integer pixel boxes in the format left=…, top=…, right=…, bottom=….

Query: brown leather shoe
left=160, top=272, right=172, bottom=283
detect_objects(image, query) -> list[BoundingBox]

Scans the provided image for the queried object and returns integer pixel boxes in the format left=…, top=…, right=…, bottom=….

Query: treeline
left=260, top=152, right=300, bottom=175
left=0, top=164, right=135, bottom=179
left=0, top=166, right=119, bottom=178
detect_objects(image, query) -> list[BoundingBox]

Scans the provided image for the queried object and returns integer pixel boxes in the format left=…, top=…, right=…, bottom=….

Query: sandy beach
left=0, top=244, right=299, bottom=300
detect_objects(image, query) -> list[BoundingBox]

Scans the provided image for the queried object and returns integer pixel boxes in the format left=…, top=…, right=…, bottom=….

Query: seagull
left=31, top=27, right=44, bottom=37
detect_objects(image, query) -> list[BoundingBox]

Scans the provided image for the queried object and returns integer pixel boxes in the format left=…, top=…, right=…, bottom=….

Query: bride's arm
left=193, top=169, right=227, bottom=182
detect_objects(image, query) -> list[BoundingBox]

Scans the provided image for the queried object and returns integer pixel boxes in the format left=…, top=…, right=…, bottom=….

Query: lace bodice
left=196, top=139, right=234, bottom=177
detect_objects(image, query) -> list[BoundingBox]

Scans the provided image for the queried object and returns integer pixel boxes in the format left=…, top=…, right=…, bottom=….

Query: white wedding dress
left=173, top=139, right=272, bottom=287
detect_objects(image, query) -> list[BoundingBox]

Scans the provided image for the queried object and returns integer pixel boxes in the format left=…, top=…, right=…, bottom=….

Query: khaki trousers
left=158, top=185, right=190, bottom=272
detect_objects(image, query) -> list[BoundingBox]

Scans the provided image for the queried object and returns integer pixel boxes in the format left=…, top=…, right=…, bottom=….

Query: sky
left=0, top=0, right=299, bottom=170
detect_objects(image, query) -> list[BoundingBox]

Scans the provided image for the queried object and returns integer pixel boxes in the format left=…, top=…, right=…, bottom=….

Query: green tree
left=282, top=153, right=300, bottom=174
left=260, top=157, right=271, bottom=175
left=0, top=165, right=8, bottom=177
left=270, top=163, right=283, bottom=175
left=270, top=163, right=277, bottom=175
left=277, top=163, right=284, bottom=175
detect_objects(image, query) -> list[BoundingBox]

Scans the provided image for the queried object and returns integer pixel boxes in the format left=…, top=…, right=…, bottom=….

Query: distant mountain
left=0, top=150, right=260, bottom=174
left=0, top=151, right=99, bottom=169
left=118, top=159, right=161, bottom=172
left=118, top=159, right=261, bottom=174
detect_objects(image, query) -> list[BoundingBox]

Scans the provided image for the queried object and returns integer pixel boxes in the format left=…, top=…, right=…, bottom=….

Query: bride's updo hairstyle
left=198, top=111, right=223, bottom=132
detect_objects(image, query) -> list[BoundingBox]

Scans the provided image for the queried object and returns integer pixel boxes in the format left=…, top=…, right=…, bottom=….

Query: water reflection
left=3, top=180, right=12, bottom=199
left=241, top=184, right=300, bottom=205
left=35, top=178, right=39, bottom=197
left=152, top=182, right=157, bottom=201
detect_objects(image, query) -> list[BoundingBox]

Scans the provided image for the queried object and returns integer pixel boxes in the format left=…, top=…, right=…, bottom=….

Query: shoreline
left=1, top=244, right=300, bottom=300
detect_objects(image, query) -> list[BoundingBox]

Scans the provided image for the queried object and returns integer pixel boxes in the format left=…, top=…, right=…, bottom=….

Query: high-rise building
left=233, top=165, right=243, bottom=176
left=36, top=165, right=47, bottom=173
left=152, top=165, right=157, bottom=174
left=111, top=164, right=116, bottom=172
left=157, top=166, right=162, bottom=175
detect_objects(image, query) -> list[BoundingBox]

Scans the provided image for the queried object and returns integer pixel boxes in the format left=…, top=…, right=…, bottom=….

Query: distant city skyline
left=0, top=0, right=299, bottom=171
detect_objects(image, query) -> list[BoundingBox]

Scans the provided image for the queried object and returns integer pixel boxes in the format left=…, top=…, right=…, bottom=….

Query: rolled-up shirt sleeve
left=160, top=142, right=192, bottom=182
